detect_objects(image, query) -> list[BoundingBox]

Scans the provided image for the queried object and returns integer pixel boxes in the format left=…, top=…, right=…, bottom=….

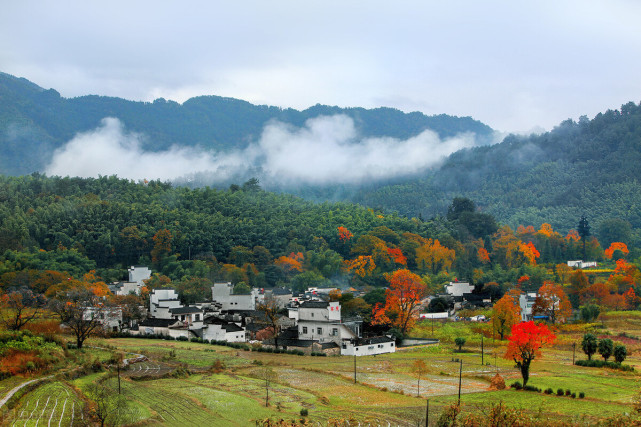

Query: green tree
left=598, top=218, right=632, bottom=248
left=455, top=337, right=466, bottom=351
left=581, top=333, right=598, bottom=360
left=614, top=344, right=627, bottom=363
left=580, top=304, right=600, bottom=322
left=598, top=338, right=614, bottom=361
left=577, top=215, right=591, bottom=260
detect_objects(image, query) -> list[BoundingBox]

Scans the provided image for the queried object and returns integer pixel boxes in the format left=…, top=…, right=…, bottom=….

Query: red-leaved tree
left=504, top=321, right=556, bottom=387
left=372, top=269, right=426, bottom=337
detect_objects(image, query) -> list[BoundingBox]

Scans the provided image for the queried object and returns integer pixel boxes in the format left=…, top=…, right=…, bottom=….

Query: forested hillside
left=0, top=72, right=493, bottom=175
left=349, top=102, right=641, bottom=244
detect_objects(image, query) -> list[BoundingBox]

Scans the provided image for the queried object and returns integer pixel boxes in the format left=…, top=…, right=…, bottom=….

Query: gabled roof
left=352, top=336, right=395, bottom=345
left=138, top=318, right=175, bottom=327
left=299, top=301, right=329, bottom=309
left=224, top=323, right=244, bottom=333
left=170, top=306, right=203, bottom=314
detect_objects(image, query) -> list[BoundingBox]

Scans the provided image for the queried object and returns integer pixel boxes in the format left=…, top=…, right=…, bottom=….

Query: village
left=92, top=260, right=597, bottom=357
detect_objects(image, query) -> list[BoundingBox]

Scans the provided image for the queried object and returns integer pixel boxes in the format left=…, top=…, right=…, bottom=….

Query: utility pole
left=353, top=354, right=357, bottom=383
left=481, top=335, right=484, bottom=366
left=458, top=360, right=462, bottom=405
left=572, top=342, right=576, bottom=365
left=425, top=399, right=429, bottom=427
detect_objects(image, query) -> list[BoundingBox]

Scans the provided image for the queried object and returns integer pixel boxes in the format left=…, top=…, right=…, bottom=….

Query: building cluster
left=102, top=268, right=395, bottom=356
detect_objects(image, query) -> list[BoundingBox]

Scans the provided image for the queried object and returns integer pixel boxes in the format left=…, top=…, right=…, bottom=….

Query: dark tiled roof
left=224, top=323, right=244, bottom=333
left=353, top=336, right=394, bottom=345
left=139, top=318, right=175, bottom=327
left=299, top=301, right=329, bottom=308
left=170, top=306, right=203, bottom=314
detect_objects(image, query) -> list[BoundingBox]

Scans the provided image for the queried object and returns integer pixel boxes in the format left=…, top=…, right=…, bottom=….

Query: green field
left=2, top=315, right=641, bottom=426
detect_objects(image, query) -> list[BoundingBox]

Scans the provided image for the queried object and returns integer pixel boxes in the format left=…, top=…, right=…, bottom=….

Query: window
left=317, top=328, right=322, bottom=335
left=195, top=314, right=200, bottom=321
left=302, top=327, right=308, bottom=334
left=311, top=312, right=314, bottom=317
left=332, top=328, right=338, bottom=336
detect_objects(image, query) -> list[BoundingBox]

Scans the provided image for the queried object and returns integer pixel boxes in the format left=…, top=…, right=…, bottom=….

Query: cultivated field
left=2, top=313, right=641, bottom=425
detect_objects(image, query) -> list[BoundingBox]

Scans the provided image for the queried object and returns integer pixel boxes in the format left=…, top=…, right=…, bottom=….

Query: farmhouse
left=211, top=282, right=262, bottom=311
left=519, top=292, right=537, bottom=321
left=109, top=266, right=152, bottom=296
left=150, top=289, right=182, bottom=319
left=341, top=336, right=396, bottom=356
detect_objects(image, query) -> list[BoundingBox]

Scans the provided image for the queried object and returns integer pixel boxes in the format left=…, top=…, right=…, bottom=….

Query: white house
left=445, top=282, right=474, bottom=297
left=111, top=266, right=152, bottom=296
left=170, top=306, right=204, bottom=328
left=519, top=292, right=537, bottom=321
left=201, top=318, right=246, bottom=342
left=150, top=289, right=182, bottom=319
left=211, top=282, right=261, bottom=311
left=341, top=336, right=396, bottom=356
left=82, top=305, right=122, bottom=332
left=420, top=312, right=449, bottom=320
left=567, top=260, right=597, bottom=269
left=296, top=301, right=360, bottom=343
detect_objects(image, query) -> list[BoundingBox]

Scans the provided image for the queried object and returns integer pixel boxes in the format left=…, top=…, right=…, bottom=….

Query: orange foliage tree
left=582, top=282, right=612, bottom=305
left=477, top=247, right=490, bottom=264
left=372, top=269, right=427, bottom=336
left=151, top=228, right=172, bottom=263
left=566, top=230, right=580, bottom=242
left=537, top=223, right=559, bottom=238
left=532, top=282, right=572, bottom=324
left=504, top=321, right=556, bottom=387
left=516, top=225, right=536, bottom=236
left=344, top=255, right=376, bottom=278
left=492, top=293, right=521, bottom=340
left=387, top=247, right=407, bottom=266
left=274, top=252, right=304, bottom=277
left=604, top=242, right=630, bottom=260
left=337, top=226, right=353, bottom=243
left=608, top=259, right=641, bottom=293
left=415, top=239, right=455, bottom=274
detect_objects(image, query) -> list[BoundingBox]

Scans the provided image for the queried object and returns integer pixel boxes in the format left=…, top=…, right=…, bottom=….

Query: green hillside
left=0, top=72, right=493, bottom=175
left=349, top=102, right=641, bottom=244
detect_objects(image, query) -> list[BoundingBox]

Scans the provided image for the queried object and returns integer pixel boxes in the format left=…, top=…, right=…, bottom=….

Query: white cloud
left=45, top=116, right=477, bottom=185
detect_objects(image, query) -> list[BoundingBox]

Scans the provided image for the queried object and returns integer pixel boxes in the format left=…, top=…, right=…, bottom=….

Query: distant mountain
left=0, top=72, right=494, bottom=175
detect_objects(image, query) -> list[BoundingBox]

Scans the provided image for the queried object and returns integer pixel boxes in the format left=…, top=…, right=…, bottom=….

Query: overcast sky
left=2, top=1, right=640, bottom=133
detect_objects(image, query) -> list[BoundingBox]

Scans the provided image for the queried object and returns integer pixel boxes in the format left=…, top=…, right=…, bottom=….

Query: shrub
left=510, top=381, right=522, bottom=390
left=545, top=388, right=553, bottom=394
left=579, top=392, right=585, bottom=398
left=575, top=359, right=634, bottom=371
left=565, top=389, right=571, bottom=396
left=571, top=393, right=576, bottom=398
left=557, top=388, right=564, bottom=396
left=300, top=408, right=308, bottom=417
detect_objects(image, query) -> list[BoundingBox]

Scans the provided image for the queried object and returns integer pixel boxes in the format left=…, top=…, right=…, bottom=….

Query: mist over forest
left=2, top=72, right=641, bottom=243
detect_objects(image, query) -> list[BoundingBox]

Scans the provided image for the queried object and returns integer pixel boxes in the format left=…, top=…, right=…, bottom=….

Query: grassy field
left=2, top=313, right=641, bottom=425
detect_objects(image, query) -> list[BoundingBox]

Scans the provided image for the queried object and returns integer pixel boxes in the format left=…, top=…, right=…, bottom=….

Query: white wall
left=341, top=341, right=396, bottom=356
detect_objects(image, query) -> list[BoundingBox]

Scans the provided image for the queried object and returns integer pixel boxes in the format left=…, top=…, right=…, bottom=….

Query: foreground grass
left=3, top=312, right=641, bottom=425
